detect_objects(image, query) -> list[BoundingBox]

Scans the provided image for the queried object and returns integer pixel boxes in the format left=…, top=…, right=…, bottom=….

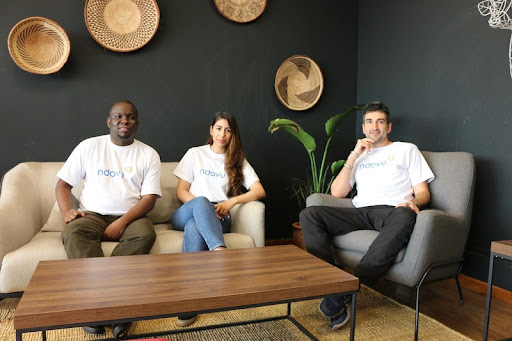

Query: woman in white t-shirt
left=171, top=112, right=266, bottom=326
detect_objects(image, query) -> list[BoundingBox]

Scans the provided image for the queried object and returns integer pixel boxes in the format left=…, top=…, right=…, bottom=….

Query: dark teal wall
left=0, top=1, right=359, bottom=240
left=2, top=0, right=510, bottom=291
left=357, top=0, right=512, bottom=290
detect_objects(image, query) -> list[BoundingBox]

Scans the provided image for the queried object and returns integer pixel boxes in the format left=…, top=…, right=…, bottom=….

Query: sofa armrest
left=306, top=193, right=354, bottom=208
left=0, top=163, right=43, bottom=265
left=230, top=201, right=265, bottom=247
left=386, top=208, right=467, bottom=286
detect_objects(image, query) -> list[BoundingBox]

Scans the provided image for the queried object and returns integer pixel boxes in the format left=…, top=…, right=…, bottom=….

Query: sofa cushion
left=40, top=197, right=79, bottom=232
left=146, top=186, right=180, bottom=224
left=0, top=226, right=256, bottom=293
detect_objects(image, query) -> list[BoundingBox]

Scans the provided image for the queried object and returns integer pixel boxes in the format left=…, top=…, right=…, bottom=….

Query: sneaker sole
left=177, top=315, right=198, bottom=327
left=83, top=325, right=106, bottom=334
left=331, top=307, right=351, bottom=331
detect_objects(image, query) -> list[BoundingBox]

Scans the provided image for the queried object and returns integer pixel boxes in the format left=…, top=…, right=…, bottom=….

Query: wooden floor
left=267, top=238, right=512, bottom=340
left=373, top=277, right=512, bottom=341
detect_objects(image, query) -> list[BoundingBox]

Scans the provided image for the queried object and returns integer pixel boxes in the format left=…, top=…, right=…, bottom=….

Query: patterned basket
left=214, top=0, right=267, bottom=23
left=7, top=17, right=70, bottom=75
left=84, top=0, right=160, bottom=52
left=274, top=55, right=324, bottom=111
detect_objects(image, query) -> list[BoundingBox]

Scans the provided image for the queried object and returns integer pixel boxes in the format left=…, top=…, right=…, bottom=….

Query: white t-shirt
left=350, top=142, right=434, bottom=208
left=174, top=145, right=260, bottom=203
left=58, top=135, right=162, bottom=215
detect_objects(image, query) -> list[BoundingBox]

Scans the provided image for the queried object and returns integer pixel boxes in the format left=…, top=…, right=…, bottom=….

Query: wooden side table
left=483, top=240, right=512, bottom=341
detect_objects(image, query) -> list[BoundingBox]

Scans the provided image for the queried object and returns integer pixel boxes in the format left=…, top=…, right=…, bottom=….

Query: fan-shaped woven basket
left=214, top=0, right=267, bottom=23
left=85, top=0, right=160, bottom=52
left=7, top=17, right=70, bottom=75
left=274, top=55, right=324, bottom=111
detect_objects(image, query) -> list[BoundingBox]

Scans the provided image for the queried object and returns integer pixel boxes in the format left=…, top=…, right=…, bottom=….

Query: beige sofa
left=0, top=162, right=265, bottom=297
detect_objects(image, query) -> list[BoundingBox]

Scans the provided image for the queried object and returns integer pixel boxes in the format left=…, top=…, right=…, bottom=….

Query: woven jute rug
left=0, top=286, right=472, bottom=340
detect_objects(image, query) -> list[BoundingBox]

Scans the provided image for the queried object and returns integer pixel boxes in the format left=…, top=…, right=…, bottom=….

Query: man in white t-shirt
left=299, top=101, right=434, bottom=331
left=55, top=100, right=162, bottom=337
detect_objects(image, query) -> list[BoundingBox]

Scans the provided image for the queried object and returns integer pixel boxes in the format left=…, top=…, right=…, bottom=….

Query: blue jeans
left=171, top=196, right=230, bottom=252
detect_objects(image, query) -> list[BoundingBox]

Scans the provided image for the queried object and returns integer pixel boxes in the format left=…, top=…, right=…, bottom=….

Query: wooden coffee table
left=14, top=245, right=359, bottom=340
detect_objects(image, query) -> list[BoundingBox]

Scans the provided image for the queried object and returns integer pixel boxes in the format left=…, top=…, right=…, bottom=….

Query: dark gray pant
left=61, top=211, right=156, bottom=259
left=299, top=205, right=417, bottom=285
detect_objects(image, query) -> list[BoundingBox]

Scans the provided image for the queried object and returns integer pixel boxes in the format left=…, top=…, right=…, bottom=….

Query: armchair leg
left=414, top=258, right=464, bottom=341
left=454, top=261, right=465, bottom=306
left=415, top=283, right=422, bottom=341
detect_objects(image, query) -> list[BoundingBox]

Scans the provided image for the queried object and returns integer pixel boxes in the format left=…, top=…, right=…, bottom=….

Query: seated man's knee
left=146, top=229, right=157, bottom=245
left=134, top=218, right=156, bottom=241
left=394, top=206, right=417, bottom=224
left=299, top=206, right=321, bottom=226
left=397, top=206, right=416, bottom=217
left=137, top=232, right=156, bottom=252
left=61, top=220, right=85, bottom=244
left=299, top=207, right=312, bottom=221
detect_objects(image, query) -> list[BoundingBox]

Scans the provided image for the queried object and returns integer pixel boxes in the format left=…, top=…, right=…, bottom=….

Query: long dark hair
left=206, top=112, right=246, bottom=197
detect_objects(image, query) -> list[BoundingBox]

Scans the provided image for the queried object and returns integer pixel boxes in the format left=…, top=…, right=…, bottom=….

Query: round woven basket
left=7, top=17, right=70, bottom=75
left=274, top=55, right=324, bottom=111
left=84, top=0, right=160, bottom=52
left=214, top=0, right=267, bottom=23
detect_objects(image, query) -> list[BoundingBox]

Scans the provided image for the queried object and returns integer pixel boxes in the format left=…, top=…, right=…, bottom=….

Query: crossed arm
left=176, top=178, right=266, bottom=218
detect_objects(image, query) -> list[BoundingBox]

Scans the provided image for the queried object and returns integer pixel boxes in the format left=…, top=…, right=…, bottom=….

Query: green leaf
left=268, top=104, right=367, bottom=205
left=268, top=118, right=316, bottom=152
left=331, top=159, right=346, bottom=177
left=325, top=103, right=368, bottom=138
left=268, top=118, right=299, bottom=133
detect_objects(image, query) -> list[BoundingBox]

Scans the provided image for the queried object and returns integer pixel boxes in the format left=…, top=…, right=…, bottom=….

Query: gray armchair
left=306, top=151, right=475, bottom=340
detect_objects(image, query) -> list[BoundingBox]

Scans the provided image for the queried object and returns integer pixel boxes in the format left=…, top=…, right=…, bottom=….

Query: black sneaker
left=318, top=294, right=349, bottom=318
left=330, top=305, right=350, bottom=330
left=177, top=314, right=198, bottom=327
left=82, top=325, right=105, bottom=334
left=112, top=322, right=132, bottom=338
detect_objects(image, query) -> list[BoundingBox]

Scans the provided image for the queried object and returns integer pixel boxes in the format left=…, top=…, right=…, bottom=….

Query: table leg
left=350, top=292, right=357, bottom=341
left=483, top=252, right=495, bottom=341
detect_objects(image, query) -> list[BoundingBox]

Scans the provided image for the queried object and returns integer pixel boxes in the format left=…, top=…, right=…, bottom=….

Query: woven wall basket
left=7, top=17, right=70, bottom=75
left=274, top=55, right=324, bottom=111
left=214, top=0, right=267, bottom=23
left=85, top=0, right=160, bottom=52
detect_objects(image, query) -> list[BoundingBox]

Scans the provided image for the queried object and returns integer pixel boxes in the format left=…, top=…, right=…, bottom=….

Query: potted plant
left=268, top=104, right=368, bottom=248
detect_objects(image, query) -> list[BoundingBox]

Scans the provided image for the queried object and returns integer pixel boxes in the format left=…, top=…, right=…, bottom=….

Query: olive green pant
left=61, top=211, right=156, bottom=259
